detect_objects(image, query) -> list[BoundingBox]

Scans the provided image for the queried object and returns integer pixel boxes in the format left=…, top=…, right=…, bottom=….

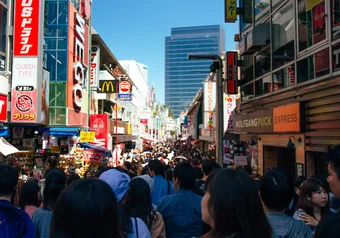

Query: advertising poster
left=90, top=114, right=109, bottom=148
left=90, top=45, right=100, bottom=88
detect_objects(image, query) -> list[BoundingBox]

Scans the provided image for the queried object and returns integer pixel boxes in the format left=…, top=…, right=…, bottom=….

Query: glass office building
left=165, top=25, right=225, bottom=117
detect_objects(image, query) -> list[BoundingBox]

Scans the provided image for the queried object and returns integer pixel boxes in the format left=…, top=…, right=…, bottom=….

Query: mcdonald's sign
left=98, top=80, right=119, bottom=93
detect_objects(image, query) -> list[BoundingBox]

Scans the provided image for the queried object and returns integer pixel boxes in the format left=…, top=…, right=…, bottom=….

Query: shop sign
left=234, top=109, right=273, bottom=133
left=226, top=51, right=238, bottom=94
left=90, top=114, right=109, bottom=148
left=90, top=45, right=100, bottom=88
left=50, top=146, right=60, bottom=153
left=306, top=0, right=324, bottom=11
left=113, top=126, right=125, bottom=134
left=234, top=156, right=248, bottom=166
left=0, top=95, right=7, bottom=122
left=83, top=150, right=105, bottom=163
left=99, top=80, right=119, bottom=93
left=204, top=111, right=216, bottom=131
left=118, top=93, right=132, bottom=101
left=224, top=94, right=236, bottom=132
left=204, top=81, right=216, bottom=112
left=273, top=103, right=301, bottom=133
left=79, top=131, right=95, bottom=143
left=119, top=80, right=132, bottom=94
left=243, top=0, right=252, bottom=24
left=225, top=0, right=237, bottom=23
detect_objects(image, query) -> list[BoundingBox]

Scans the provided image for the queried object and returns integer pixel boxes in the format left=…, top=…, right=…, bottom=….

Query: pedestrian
left=201, top=168, right=272, bottom=238
left=127, top=178, right=166, bottom=238
left=285, top=176, right=307, bottom=216
left=0, top=165, right=35, bottom=237
left=260, top=167, right=312, bottom=238
left=19, top=181, right=41, bottom=219
left=50, top=179, right=124, bottom=238
left=32, top=171, right=66, bottom=238
left=193, top=160, right=214, bottom=197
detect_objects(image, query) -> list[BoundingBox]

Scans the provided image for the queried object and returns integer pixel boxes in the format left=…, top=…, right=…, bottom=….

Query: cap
left=99, top=169, right=131, bottom=202
left=133, top=174, right=154, bottom=192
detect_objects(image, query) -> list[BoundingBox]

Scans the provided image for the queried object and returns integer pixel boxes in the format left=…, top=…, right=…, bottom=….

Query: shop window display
left=297, top=48, right=330, bottom=83
left=298, top=0, right=326, bottom=51
left=333, top=0, right=340, bottom=40
left=223, top=140, right=245, bottom=168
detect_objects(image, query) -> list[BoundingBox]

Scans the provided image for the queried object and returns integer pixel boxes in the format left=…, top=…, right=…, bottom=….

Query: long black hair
left=126, top=178, right=156, bottom=229
left=203, top=169, right=272, bottom=238
left=50, top=179, right=124, bottom=238
left=43, top=171, right=66, bottom=210
left=19, top=181, right=40, bottom=210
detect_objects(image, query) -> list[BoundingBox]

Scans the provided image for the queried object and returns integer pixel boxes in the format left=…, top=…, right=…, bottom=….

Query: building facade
left=234, top=0, right=340, bottom=178
left=165, top=25, right=225, bottom=117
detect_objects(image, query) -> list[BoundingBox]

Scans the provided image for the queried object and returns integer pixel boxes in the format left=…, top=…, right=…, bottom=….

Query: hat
left=133, top=174, right=154, bottom=192
left=99, top=169, right=131, bottom=202
left=68, top=167, right=76, bottom=173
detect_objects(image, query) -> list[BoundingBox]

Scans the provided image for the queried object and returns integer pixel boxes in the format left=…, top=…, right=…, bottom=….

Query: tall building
left=164, top=25, right=225, bottom=117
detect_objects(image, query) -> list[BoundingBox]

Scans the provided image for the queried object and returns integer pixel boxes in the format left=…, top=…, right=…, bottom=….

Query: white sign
left=234, top=156, right=248, bottom=166
left=90, top=45, right=100, bottom=88
left=204, top=81, right=216, bottom=112
left=223, top=94, right=236, bottom=132
left=204, top=111, right=216, bottom=131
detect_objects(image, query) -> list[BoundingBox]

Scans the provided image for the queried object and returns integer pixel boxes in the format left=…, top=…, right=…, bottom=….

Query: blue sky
left=92, top=0, right=239, bottom=104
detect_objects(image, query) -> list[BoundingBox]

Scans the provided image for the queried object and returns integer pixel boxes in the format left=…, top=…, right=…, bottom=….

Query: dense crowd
left=1, top=143, right=340, bottom=237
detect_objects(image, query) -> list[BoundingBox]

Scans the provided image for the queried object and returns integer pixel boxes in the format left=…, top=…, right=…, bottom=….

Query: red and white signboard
left=12, top=0, right=44, bottom=123
left=90, top=46, right=100, bottom=88
left=90, top=114, right=109, bottom=149
left=119, top=80, right=132, bottom=94
left=0, top=95, right=7, bottom=122
left=224, top=94, right=236, bottom=132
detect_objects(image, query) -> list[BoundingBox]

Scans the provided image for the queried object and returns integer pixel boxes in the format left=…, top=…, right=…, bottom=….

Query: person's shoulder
left=130, top=217, right=152, bottom=238
left=32, top=207, right=51, bottom=219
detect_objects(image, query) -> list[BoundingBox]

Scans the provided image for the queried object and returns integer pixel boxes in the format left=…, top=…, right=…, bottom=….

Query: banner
left=90, top=114, right=109, bottom=148
left=12, top=0, right=44, bottom=123
left=225, top=0, right=237, bottom=23
left=204, top=81, right=216, bottom=131
left=90, top=45, right=100, bottom=88
left=224, top=94, right=236, bottom=132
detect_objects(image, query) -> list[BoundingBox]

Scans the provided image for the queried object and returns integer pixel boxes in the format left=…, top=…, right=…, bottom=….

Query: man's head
left=201, top=160, right=214, bottom=177
left=173, top=162, right=197, bottom=190
left=328, top=145, right=340, bottom=199
left=294, top=176, right=307, bottom=196
left=0, top=165, right=19, bottom=199
left=148, top=159, right=164, bottom=177
left=260, top=167, right=294, bottom=212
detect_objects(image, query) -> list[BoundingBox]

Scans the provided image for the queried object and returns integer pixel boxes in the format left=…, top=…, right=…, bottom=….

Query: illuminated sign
left=99, top=80, right=119, bottom=93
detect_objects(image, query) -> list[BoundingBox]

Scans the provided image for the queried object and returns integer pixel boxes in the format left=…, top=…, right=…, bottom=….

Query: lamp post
left=188, top=53, right=224, bottom=166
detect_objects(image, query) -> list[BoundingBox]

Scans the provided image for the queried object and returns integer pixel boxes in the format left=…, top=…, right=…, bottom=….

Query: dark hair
left=165, top=168, right=173, bottom=182
left=19, top=181, right=40, bottom=210
left=148, top=160, right=164, bottom=175
left=328, top=145, right=340, bottom=180
left=84, top=170, right=93, bottom=178
left=0, top=165, right=18, bottom=196
left=260, top=167, right=294, bottom=211
left=173, top=162, right=197, bottom=190
left=66, top=174, right=80, bottom=186
left=127, top=178, right=155, bottom=229
left=43, top=171, right=66, bottom=210
left=50, top=179, right=123, bottom=238
left=141, top=166, right=149, bottom=175
left=203, top=169, right=272, bottom=238
left=124, top=161, right=132, bottom=170
left=295, top=176, right=307, bottom=189
left=314, top=214, right=340, bottom=238
left=243, top=165, right=253, bottom=176
left=202, top=160, right=214, bottom=176
left=298, top=178, right=330, bottom=219
left=46, top=156, right=58, bottom=168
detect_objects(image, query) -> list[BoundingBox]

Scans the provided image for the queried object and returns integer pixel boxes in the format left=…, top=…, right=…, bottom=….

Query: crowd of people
left=1, top=143, right=340, bottom=237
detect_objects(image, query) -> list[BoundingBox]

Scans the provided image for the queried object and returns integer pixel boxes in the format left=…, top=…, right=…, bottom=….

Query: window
left=241, top=83, right=254, bottom=102
left=272, top=64, right=296, bottom=91
left=241, top=55, right=254, bottom=83
left=333, top=43, right=340, bottom=72
left=0, top=5, right=7, bottom=54
left=0, top=0, right=7, bottom=5
left=255, top=46, right=271, bottom=78
left=333, top=0, right=340, bottom=40
left=298, top=0, right=326, bottom=52
left=297, top=48, right=330, bottom=83
left=255, top=0, right=269, bottom=23
left=272, top=1, right=295, bottom=70
left=255, top=75, right=271, bottom=97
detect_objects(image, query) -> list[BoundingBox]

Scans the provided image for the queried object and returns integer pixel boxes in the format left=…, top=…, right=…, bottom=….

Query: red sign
left=90, top=114, right=109, bottom=149
left=0, top=95, right=7, bottom=122
left=119, top=80, right=132, bottom=93
left=83, top=150, right=105, bottom=164
left=13, top=0, right=40, bottom=56
left=313, top=3, right=325, bottom=29
left=227, top=51, right=238, bottom=94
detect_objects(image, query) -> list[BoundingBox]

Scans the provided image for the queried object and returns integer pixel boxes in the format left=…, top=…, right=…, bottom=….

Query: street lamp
left=188, top=53, right=224, bottom=166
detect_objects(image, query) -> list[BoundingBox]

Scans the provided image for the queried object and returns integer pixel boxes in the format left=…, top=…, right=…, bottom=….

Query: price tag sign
left=50, top=146, right=60, bottom=153
left=79, top=131, right=95, bottom=143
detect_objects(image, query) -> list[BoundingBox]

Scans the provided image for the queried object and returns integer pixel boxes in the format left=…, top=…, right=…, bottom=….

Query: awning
left=49, top=127, right=79, bottom=136
left=191, top=139, right=200, bottom=145
left=181, top=135, right=192, bottom=141
left=0, top=137, right=19, bottom=156
left=113, top=135, right=138, bottom=143
left=78, top=143, right=111, bottom=153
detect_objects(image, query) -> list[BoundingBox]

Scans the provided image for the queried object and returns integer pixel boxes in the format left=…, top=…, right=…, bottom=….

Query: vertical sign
left=90, top=114, right=109, bottom=148
left=223, top=94, right=236, bottom=132
left=12, top=0, right=44, bottom=123
left=204, top=81, right=216, bottom=131
left=227, top=51, right=238, bottom=95
left=225, top=0, right=237, bottom=23
left=243, top=0, right=252, bottom=24
left=90, top=45, right=100, bottom=88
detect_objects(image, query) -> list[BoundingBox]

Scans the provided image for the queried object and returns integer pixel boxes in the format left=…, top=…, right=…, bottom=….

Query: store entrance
left=263, top=146, right=296, bottom=179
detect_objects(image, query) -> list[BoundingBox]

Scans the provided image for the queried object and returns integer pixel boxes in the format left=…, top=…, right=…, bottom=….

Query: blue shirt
left=0, top=200, right=35, bottom=238
left=157, top=189, right=202, bottom=238
left=151, top=175, right=174, bottom=205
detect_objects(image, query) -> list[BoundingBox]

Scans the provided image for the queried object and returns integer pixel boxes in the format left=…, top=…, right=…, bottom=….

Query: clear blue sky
left=92, top=0, right=239, bottom=104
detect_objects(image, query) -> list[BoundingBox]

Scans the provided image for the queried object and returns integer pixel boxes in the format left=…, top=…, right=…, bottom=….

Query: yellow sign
left=99, top=80, right=118, bottom=93
left=79, top=131, right=95, bottom=143
left=306, top=0, right=323, bottom=11
left=225, top=0, right=237, bottom=23
left=50, top=146, right=60, bottom=153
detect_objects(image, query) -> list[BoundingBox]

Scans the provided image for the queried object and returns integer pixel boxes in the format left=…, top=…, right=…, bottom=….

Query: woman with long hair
left=201, top=169, right=272, bottom=238
left=50, top=179, right=124, bottom=238
left=32, top=171, right=66, bottom=238
left=293, top=178, right=330, bottom=233
left=126, top=178, right=165, bottom=238
left=19, top=181, right=41, bottom=219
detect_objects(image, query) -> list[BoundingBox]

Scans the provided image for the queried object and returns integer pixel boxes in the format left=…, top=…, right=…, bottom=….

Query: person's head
left=99, top=169, right=130, bottom=204
left=202, top=160, right=214, bottom=177
left=127, top=178, right=154, bottom=229
left=260, top=167, right=294, bottom=212
left=123, top=161, right=132, bottom=171
left=148, top=159, right=164, bottom=177
left=45, top=156, right=58, bottom=170
left=202, top=169, right=272, bottom=238
left=43, top=171, right=66, bottom=210
left=294, top=176, right=307, bottom=195
left=173, top=162, right=197, bottom=190
left=0, top=165, right=18, bottom=200
left=66, top=174, right=80, bottom=186
left=50, top=179, right=122, bottom=238
left=84, top=170, right=92, bottom=178
left=132, top=174, right=154, bottom=192
left=298, top=178, right=330, bottom=218
left=243, top=165, right=253, bottom=176
left=19, top=181, right=40, bottom=210
left=327, top=145, right=340, bottom=199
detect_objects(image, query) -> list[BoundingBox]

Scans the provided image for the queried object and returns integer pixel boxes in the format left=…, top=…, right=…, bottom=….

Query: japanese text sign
left=204, top=81, right=216, bottom=112
left=225, top=0, right=237, bottom=23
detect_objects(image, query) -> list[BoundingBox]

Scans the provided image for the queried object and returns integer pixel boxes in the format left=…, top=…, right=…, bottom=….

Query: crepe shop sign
left=83, top=150, right=105, bottom=163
